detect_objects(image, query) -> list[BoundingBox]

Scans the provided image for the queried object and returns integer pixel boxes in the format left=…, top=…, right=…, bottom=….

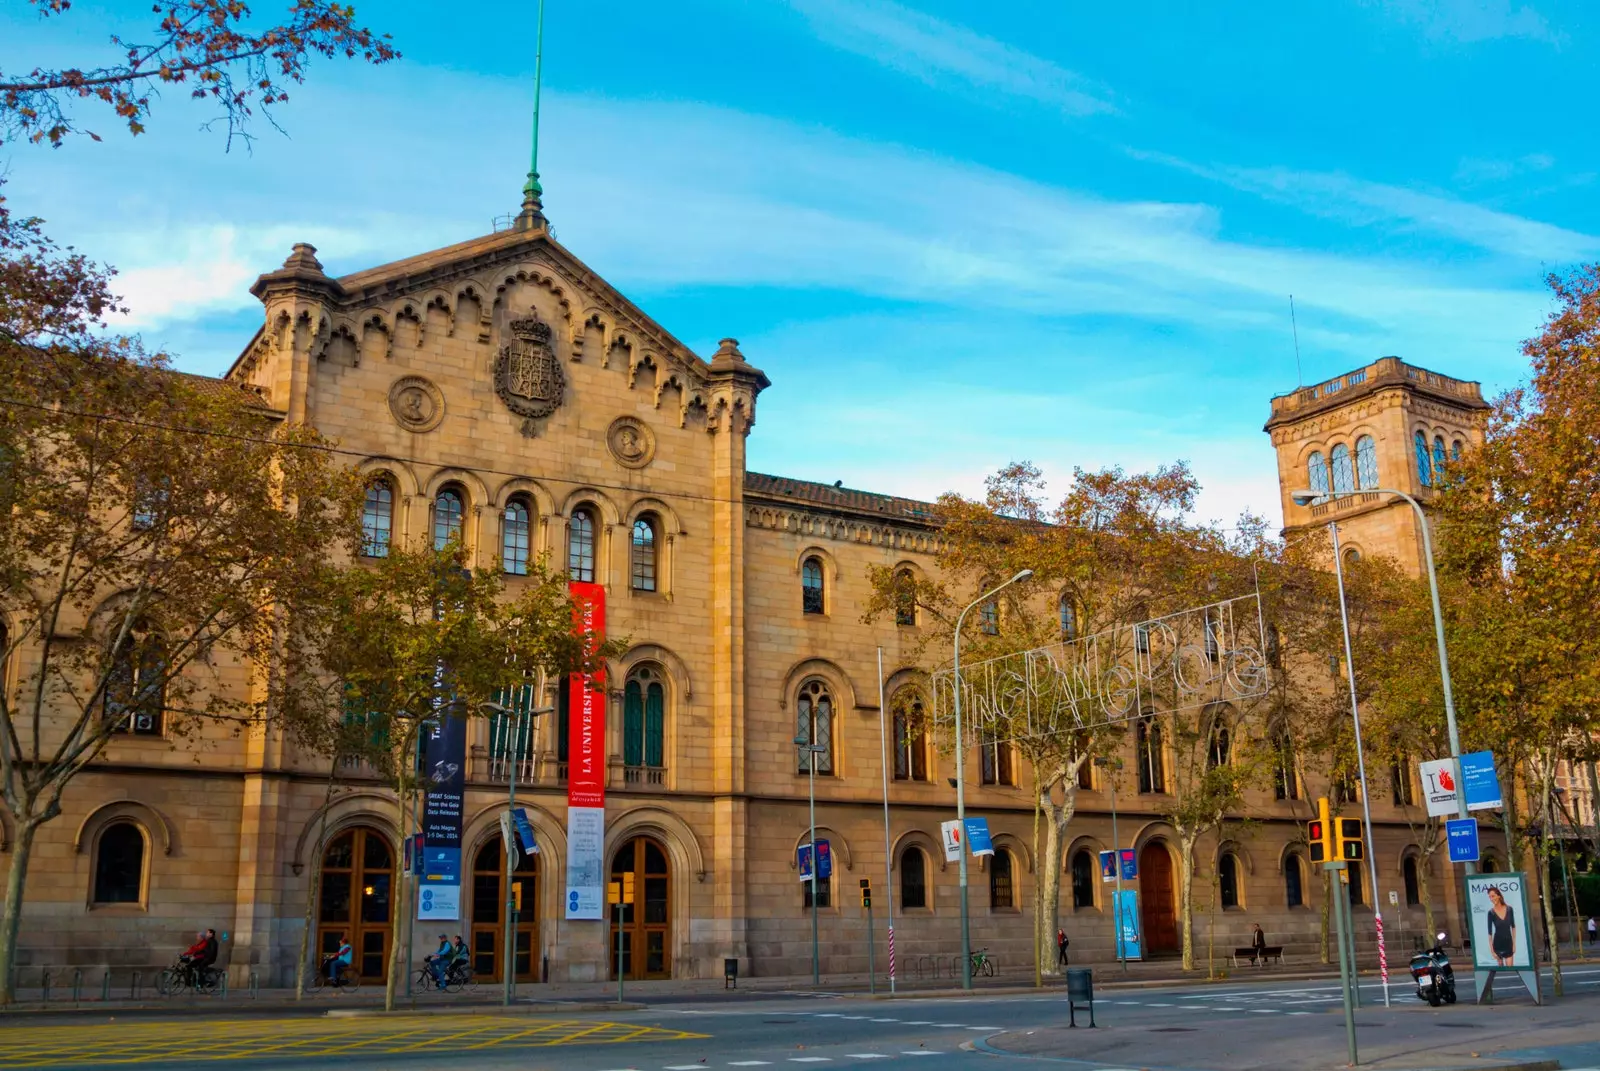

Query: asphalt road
left=6, top=966, right=1600, bottom=1070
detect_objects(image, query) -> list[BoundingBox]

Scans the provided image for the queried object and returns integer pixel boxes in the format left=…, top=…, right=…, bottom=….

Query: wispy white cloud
left=1454, top=152, right=1555, bottom=184
left=787, top=0, right=1116, bottom=116
left=1132, top=149, right=1598, bottom=262
left=1367, top=0, right=1563, bottom=45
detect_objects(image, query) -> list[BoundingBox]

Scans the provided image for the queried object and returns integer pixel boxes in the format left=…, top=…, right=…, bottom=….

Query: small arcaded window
left=1285, top=854, right=1305, bottom=908
left=502, top=500, right=531, bottom=576
left=1307, top=451, right=1330, bottom=498
left=894, top=569, right=916, bottom=627
left=1355, top=435, right=1378, bottom=490
left=1059, top=596, right=1076, bottom=641
left=795, top=679, right=834, bottom=775
left=433, top=488, right=464, bottom=550
left=1403, top=856, right=1421, bottom=906
left=1330, top=443, right=1354, bottom=495
left=568, top=508, right=596, bottom=583
left=801, top=558, right=824, bottom=615
left=1071, top=850, right=1095, bottom=909
left=1415, top=431, right=1433, bottom=487
left=1219, top=852, right=1241, bottom=909
left=631, top=517, right=658, bottom=592
left=362, top=479, right=393, bottom=558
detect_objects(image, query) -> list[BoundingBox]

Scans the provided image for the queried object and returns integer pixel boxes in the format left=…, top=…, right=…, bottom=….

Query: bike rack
left=219, top=971, right=228, bottom=998
left=249, top=970, right=259, bottom=999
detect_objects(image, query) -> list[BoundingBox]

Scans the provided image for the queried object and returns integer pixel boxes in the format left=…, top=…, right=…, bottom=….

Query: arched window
left=623, top=666, right=666, bottom=775
left=989, top=850, right=1015, bottom=910
left=1059, top=596, right=1076, bottom=641
left=1330, top=443, right=1354, bottom=494
left=361, top=479, right=393, bottom=557
left=631, top=517, right=658, bottom=592
left=1415, top=431, right=1433, bottom=487
left=892, top=694, right=928, bottom=782
left=1219, top=852, right=1241, bottom=909
left=93, top=821, right=146, bottom=904
left=502, top=499, right=531, bottom=576
left=1207, top=714, right=1231, bottom=769
left=104, top=628, right=165, bottom=736
left=1403, top=856, right=1421, bottom=906
left=801, top=557, right=824, bottom=615
left=1433, top=436, right=1447, bottom=476
left=1285, top=854, right=1305, bottom=908
left=1481, top=852, right=1501, bottom=873
left=1137, top=715, right=1165, bottom=793
left=802, top=859, right=832, bottom=909
left=1307, top=452, right=1330, bottom=498
left=979, top=731, right=1014, bottom=786
left=1342, top=546, right=1362, bottom=567
left=901, top=847, right=928, bottom=910
left=1451, top=440, right=1463, bottom=463
left=894, top=569, right=916, bottom=627
left=979, top=599, right=999, bottom=636
left=433, top=488, right=464, bottom=551
left=1071, top=850, right=1095, bottom=910
left=568, top=508, right=596, bottom=582
left=1271, top=723, right=1297, bottom=800
left=1355, top=435, right=1378, bottom=490
left=795, top=679, right=834, bottom=775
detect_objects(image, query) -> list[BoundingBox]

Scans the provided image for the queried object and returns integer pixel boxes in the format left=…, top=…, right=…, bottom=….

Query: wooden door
left=1139, top=842, right=1179, bottom=955
left=469, top=837, right=539, bottom=982
left=609, top=837, right=671, bottom=980
left=317, top=827, right=394, bottom=981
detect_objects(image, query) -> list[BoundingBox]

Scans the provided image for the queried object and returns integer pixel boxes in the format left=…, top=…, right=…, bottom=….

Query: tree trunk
left=1418, top=851, right=1437, bottom=941
left=1319, top=870, right=1331, bottom=964
left=1037, top=790, right=1071, bottom=978
left=1031, top=786, right=1042, bottom=988
left=1179, top=834, right=1197, bottom=972
left=384, top=780, right=409, bottom=1012
left=1539, top=827, right=1563, bottom=996
left=0, top=819, right=39, bottom=1005
left=295, top=764, right=341, bottom=1000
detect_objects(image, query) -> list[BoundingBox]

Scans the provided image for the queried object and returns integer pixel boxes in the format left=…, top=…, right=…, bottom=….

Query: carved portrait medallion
left=388, top=375, right=445, bottom=433
left=495, top=312, right=565, bottom=436
left=607, top=416, right=656, bottom=469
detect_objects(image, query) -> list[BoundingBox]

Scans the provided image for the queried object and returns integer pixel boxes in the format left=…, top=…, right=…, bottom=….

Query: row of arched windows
left=807, top=844, right=1017, bottom=911
left=1306, top=436, right=1378, bottom=498
left=1415, top=432, right=1464, bottom=488
left=1065, top=847, right=1425, bottom=911
left=360, top=479, right=662, bottom=592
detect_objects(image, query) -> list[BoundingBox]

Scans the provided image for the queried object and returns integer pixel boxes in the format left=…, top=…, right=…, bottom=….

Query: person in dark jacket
left=1056, top=928, right=1069, bottom=967
left=1251, top=924, right=1268, bottom=966
left=200, top=929, right=219, bottom=969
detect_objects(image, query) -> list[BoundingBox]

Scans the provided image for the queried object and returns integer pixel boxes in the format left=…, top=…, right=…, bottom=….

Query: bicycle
left=969, top=948, right=996, bottom=977
left=308, top=959, right=361, bottom=993
left=415, top=960, right=478, bottom=994
left=158, top=959, right=221, bottom=996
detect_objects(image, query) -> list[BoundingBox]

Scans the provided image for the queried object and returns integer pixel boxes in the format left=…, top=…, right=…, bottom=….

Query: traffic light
left=1309, top=797, right=1333, bottom=864
left=513, top=880, right=523, bottom=913
left=860, top=878, right=872, bottom=909
left=622, top=872, right=637, bottom=904
left=1336, top=817, right=1364, bottom=861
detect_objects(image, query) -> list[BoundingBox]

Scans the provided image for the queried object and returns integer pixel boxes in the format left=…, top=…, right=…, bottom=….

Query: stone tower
left=1266, top=356, right=1490, bottom=576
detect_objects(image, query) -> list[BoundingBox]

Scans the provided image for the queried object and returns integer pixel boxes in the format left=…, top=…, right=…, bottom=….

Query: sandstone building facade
left=6, top=202, right=1485, bottom=987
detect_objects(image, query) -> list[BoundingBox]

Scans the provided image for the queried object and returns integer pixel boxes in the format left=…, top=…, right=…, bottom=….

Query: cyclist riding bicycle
left=325, top=934, right=354, bottom=985
left=178, top=930, right=209, bottom=984
left=450, top=935, right=469, bottom=976
left=425, top=933, right=452, bottom=987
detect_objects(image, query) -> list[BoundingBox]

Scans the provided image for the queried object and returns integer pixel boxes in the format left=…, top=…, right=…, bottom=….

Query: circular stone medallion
left=388, top=376, right=445, bottom=433
left=607, top=416, right=656, bottom=469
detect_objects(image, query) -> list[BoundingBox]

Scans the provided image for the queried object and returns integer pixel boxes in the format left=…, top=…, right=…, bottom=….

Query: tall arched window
left=433, top=488, right=464, bottom=550
left=631, top=517, right=658, bottom=592
left=980, top=599, right=999, bottom=636
left=1059, top=596, right=1076, bottom=641
left=892, top=694, right=928, bottom=782
left=1330, top=442, right=1354, bottom=494
left=502, top=499, right=531, bottom=576
left=1433, top=436, right=1447, bottom=476
left=901, top=847, right=928, bottom=910
left=1137, top=716, right=1165, bottom=793
left=795, top=679, right=834, bottom=775
left=1355, top=435, right=1378, bottom=490
left=1285, top=854, right=1305, bottom=908
left=1451, top=440, right=1463, bottom=463
left=568, top=508, right=596, bottom=582
left=1307, top=452, right=1330, bottom=498
left=623, top=665, right=666, bottom=775
left=1272, top=723, right=1298, bottom=800
left=93, top=821, right=146, bottom=904
left=989, top=850, right=1015, bottom=910
left=979, top=732, right=1014, bottom=786
left=894, top=569, right=916, bottom=627
left=1219, top=852, right=1241, bottom=908
left=801, top=557, right=824, bottom=615
left=1207, top=713, right=1231, bottom=769
left=1403, top=856, right=1421, bottom=906
left=104, top=628, right=165, bottom=736
left=1071, top=850, right=1095, bottom=910
left=361, top=479, right=393, bottom=558
left=1415, top=431, right=1433, bottom=487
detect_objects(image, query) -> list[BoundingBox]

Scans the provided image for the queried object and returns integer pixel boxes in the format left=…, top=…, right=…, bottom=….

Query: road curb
left=973, top=1033, right=1562, bottom=1071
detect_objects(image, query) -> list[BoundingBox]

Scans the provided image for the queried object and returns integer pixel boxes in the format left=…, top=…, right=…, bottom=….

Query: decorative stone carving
left=387, top=375, right=445, bottom=433
left=495, top=312, right=565, bottom=436
left=606, top=416, right=656, bottom=469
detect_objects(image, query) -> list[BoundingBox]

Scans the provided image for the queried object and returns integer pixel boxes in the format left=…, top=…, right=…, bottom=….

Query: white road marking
left=869, top=1018, right=899, bottom=1023
left=1114, top=1000, right=1142, bottom=1005
left=729, top=1062, right=772, bottom=1067
left=904, top=1021, right=933, bottom=1026
left=840, top=1016, right=871, bottom=1021
left=965, top=1027, right=999, bottom=1031
left=1145, top=1002, right=1173, bottom=1007
left=1250, top=1009, right=1279, bottom=1014
left=1288, top=1011, right=1312, bottom=1016
left=667, top=1065, right=706, bottom=1069
left=899, top=1053, right=940, bottom=1057
left=816, top=1014, right=844, bottom=1018
left=846, top=1055, right=891, bottom=1061
left=1212, top=1007, right=1242, bottom=1012
left=789, top=1059, right=832, bottom=1063
left=935, top=1023, right=964, bottom=1028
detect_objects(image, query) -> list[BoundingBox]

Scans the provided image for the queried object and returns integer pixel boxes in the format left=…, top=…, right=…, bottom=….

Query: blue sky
left=5, top=0, right=1597, bottom=525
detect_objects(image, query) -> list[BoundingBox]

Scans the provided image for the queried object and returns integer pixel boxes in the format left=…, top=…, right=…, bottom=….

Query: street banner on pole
left=1460, top=752, right=1503, bottom=812
left=1446, top=818, right=1480, bottom=863
left=1099, top=851, right=1116, bottom=883
left=1119, top=848, right=1137, bottom=880
left=419, top=713, right=466, bottom=920
left=939, top=820, right=961, bottom=862
left=1115, top=889, right=1143, bottom=960
left=1418, top=758, right=1461, bottom=817
left=797, top=840, right=833, bottom=882
left=499, top=811, right=520, bottom=872
left=963, top=817, right=995, bottom=858
left=512, top=807, right=539, bottom=855
left=565, top=581, right=607, bottom=921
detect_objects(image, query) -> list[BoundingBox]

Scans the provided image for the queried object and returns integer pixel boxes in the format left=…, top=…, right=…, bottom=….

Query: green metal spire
left=517, top=0, right=548, bottom=230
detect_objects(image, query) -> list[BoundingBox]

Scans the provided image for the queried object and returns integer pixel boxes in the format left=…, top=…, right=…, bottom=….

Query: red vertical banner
left=566, top=581, right=607, bottom=809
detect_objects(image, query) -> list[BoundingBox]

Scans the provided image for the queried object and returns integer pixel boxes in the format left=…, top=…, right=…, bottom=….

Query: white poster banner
left=1418, top=758, right=1461, bottom=818
left=565, top=805, right=605, bottom=920
left=1466, top=873, right=1534, bottom=970
left=939, top=820, right=962, bottom=863
left=417, top=883, right=459, bottom=921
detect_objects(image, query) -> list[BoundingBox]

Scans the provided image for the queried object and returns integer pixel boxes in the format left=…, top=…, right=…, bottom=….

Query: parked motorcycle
left=1409, top=932, right=1457, bottom=1006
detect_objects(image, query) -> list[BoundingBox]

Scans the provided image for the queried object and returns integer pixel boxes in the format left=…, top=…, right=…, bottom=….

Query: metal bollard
left=41, top=969, right=50, bottom=1002
left=131, top=970, right=141, bottom=1000
left=249, top=970, right=258, bottom=999
left=102, top=971, right=110, bottom=1002
left=72, top=968, right=82, bottom=1004
left=219, top=972, right=228, bottom=999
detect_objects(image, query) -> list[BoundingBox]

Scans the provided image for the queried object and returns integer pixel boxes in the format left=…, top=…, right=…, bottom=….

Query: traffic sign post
left=861, top=879, right=875, bottom=995
left=1326, top=860, right=1358, bottom=1067
left=609, top=876, right=634, bottom=1003
left=1446, top=819, right=1480, bottom=863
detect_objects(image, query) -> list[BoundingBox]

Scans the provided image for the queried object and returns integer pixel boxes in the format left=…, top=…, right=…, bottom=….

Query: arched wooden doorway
left=609, top=836, right=671, bottom=980
left=1139, top=841, right=1179, bottom=955
left=470, top=836, right=539, bottom=982
left=318, top=826, right=394, bottom=980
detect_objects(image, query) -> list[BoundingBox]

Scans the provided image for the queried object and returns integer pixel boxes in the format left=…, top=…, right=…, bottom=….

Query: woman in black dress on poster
left=1485, top=886, right=1517, bottom=966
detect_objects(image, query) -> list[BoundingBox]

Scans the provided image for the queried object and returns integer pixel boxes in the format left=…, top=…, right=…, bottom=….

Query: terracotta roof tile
left=744, top=471, right=940, bottom=524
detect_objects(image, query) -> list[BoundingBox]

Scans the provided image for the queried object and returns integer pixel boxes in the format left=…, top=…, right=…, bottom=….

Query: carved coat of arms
left=495, top=313, right=565, bottom=434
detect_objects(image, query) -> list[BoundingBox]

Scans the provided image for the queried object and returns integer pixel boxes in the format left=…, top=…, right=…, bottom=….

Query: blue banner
left=512, top=807, right=539, bottom=856
left=1446, top=818, right=1480, bottom=863
left=1119, top=848, right=1138, bottom=880
left=1115, top=889, right=1143, bottom=960
left=1099, top=850, right=1116, bottom=882
left=798, top=839, right=833, bottom=882
left=419, top=714, right=466, bottom=920
left=1461, top=751, right=1503, bottom=812
left=963, top=817, right=995, bottom=858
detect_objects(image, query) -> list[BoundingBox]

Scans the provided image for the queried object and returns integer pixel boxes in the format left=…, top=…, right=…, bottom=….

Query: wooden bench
left=1231, top=946, right=1284, bottom=967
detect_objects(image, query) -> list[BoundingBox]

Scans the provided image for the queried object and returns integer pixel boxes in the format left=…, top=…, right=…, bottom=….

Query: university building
left=8, top=189, right=1498, bottom=987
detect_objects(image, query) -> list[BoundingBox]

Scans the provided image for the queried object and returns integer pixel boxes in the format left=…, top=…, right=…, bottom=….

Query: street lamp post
left=1095, top=757, right=1128, bottom=972
left=484, top=695, right=552, bottom=1007
left=796, top=736, right=827, bottom=987
left=952, top=569, right=1034, bottom=991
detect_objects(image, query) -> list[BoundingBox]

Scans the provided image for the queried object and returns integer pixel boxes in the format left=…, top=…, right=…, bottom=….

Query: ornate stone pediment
left=495, top=312, right=565, bottom=435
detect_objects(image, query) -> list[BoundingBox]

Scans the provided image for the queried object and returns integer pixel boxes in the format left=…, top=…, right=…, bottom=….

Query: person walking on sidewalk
left=1251, top=924, right=1268, bottom=966
left=1056, top=928, right=1069, bottom=968
left=1587, top=916, right=1596, bottom=945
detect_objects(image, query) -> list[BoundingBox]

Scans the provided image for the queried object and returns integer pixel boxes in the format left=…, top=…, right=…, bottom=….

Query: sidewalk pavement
left=1, top=956, right=1362, bottom=1017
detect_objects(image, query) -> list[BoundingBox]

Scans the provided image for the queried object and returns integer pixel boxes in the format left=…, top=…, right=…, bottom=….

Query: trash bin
left=1066, top=968, right=1095, bottom=1028
left=724, top=958, right=739, bottom=989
